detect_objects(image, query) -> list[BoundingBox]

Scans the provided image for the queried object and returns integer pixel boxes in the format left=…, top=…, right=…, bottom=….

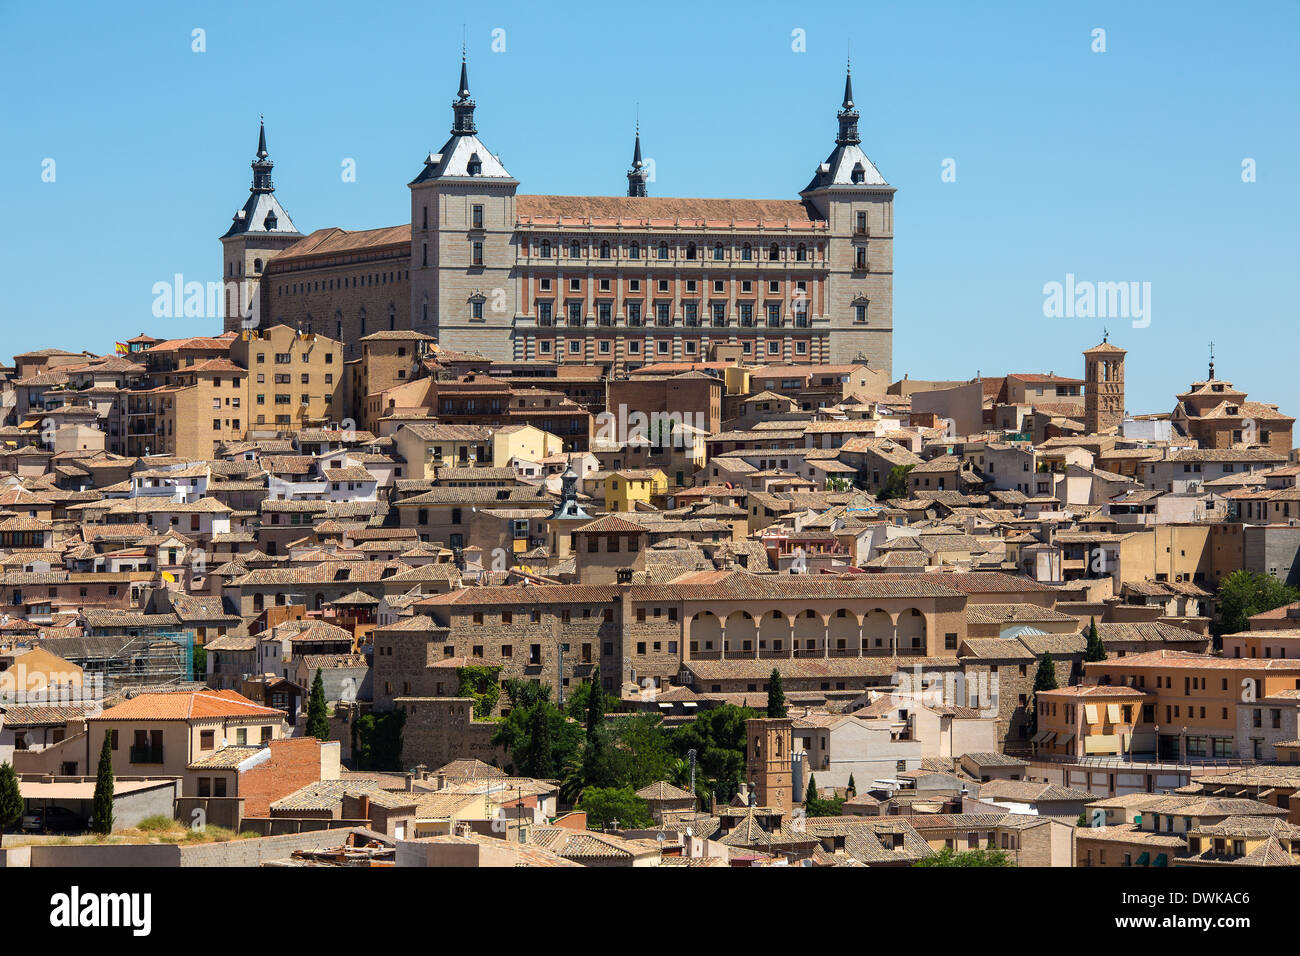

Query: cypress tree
left=1084, top=617, right=1107, bottom=662
left=306, top=668, right=331, bottom=741
left=0, top=763, right=22, bottom=832
left=846, top=773, right=857, bottom=798
left=585, top=665, right=605, bottom=738
left=767, top=668, right=787, bottom=719
left=91, top=735, right=114, bottom=834
left=805, top=772, right=818, bottom=806
left=1027, top=652, right=1060, bottom=737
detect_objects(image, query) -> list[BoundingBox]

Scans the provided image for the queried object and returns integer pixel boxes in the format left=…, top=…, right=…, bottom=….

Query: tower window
left=600, top=240, right=611, bottom=259
left=570, top=240, right=581, bottom=258
left=741, top=243, right=752, bottom=261
left=685, top=242, right=696, bottom=260
left=472, top=204, right=483, bottom=229
left=657, top=242, right=669, bottom=260
left=713, top=243, right=725, bottom=261
left=796, top=243, right=806, bottom=261
left=539, top=239, right=551, bottom=258
left=768, top=243, right=780, bottom=261
left=629, top=241, right=640, bottom=259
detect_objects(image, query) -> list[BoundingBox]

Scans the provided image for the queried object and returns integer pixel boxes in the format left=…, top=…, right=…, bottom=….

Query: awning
left=1032, top=730, right=1056, bottom=744
left=1135, top=851, right=1150, bottom=866
left=1083, top=704, right=1099, bottom=725
left=1153, top=853, right=1168, bottom=867
left=18, top=419, right=39, bottom=428
left=1106, top=703, right=1122, bottom=723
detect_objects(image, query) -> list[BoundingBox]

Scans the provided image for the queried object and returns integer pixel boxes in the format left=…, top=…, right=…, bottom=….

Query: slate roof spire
left=251, top=116, right=275, bottom=193
left=627, top=120, right=649, bottom=197
left=452, top=48, right=476, bottom=135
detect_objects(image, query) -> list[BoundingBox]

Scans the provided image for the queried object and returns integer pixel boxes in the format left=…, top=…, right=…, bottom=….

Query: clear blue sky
left=2, top=0, right=1296, bottom=418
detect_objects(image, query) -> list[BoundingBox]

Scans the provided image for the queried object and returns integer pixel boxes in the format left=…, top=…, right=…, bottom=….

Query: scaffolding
left=72, top=630, right=196, bottom=693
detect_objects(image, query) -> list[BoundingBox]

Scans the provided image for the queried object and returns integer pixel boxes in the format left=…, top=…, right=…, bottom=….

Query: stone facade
left=222, top=61, right=895, bottom=376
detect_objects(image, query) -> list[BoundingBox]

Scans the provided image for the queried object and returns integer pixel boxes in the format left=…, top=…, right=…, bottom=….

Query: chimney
left=404, top=772, right=415, bottom=792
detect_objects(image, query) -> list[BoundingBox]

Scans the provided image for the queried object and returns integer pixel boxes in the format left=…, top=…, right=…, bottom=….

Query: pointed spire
left=451, top=47, right=477, bottom=135
left=1208, top=340, right=1216, bottom=381
left=250, top=116, right=274, bottom=193
left=835, top=60, right=860, bottom=147
left=627, top=118, right=649, bottom=197
left=458, top=47, right=471, bottom=101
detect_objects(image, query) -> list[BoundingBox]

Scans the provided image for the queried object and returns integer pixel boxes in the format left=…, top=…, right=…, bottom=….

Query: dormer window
left=851, top=163, right=866, bottom=184
left=467, top=153, right=482, bottom=175
left=263, top=211, right=277, bottom=230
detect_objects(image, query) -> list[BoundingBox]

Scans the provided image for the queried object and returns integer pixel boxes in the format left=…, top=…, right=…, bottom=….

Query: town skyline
left=3, top=0, right=1297, bottom=413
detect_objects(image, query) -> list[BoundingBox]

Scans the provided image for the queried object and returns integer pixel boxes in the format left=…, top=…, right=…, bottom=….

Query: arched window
left=685, top=242, right=696, bottom=260
left=600, top=240, right=611, bottom=259
left=570, top=240, right=581, bottom=258
left=713, top=243, right=725, bottom=261
left=768, top=243, right=780, bottom=261
left=658, top=242, right=669, bottom=260
left=796, top=243, right=807, bottom=261
left=741, top=243, right=752, bottom=261
left=629, top=241, right=640, bottom=259
left=389, top=305, right=396, bottom=330
left=253, top=258, right=263, bottom=273
left=540, top=239, right=551, bottom=258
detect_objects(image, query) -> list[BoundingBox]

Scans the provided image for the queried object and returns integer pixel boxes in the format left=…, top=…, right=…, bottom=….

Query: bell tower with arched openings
left=1084, top=334, right=1127, bottom=434
left=746, top=716, right=794, bottom=813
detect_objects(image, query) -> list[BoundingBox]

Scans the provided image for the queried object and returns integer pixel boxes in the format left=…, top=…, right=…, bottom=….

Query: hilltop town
left=1, top=324, right=1299, bottom=870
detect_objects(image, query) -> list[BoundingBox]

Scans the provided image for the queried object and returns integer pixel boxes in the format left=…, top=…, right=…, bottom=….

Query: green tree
left=1214, top=570, right=1300, bottom=638
left=457, top=665, right=502, bottom=719
left=519, top=704, right=556, bottom=778
left=91, top=735, right=114, bottom=834
left=914, top=846, right=1014, bottom=867
left=1084, top=617, right=1107, bottom=662
left=306, top=668, right=331, bottom=741
left=805, top=772, right=818, bottom=805
left=877, top=464, right=914, bottom=501
left=767, top=668, right=787, bottom=719
left=670, top=704, right=758, bottom=803
left=354, top=710, right=406, bottom=771
left=585, top=665, right=605, bottom=738
left=0, top=763, right=22, bottom=831
left=577, top=786, right=654, bottom=829
left=191, top=644, right=207, bottom=683
left=1027, top=652, right=1059, bottom=737
left=846, top=774, right=857, bottom=798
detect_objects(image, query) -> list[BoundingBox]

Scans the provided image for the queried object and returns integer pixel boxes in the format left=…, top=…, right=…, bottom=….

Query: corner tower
left=408, top=53, right=519, bottom=358
left=800, top=62, right=895, bottom=375
left=220, top=119, right=302, bottom=333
